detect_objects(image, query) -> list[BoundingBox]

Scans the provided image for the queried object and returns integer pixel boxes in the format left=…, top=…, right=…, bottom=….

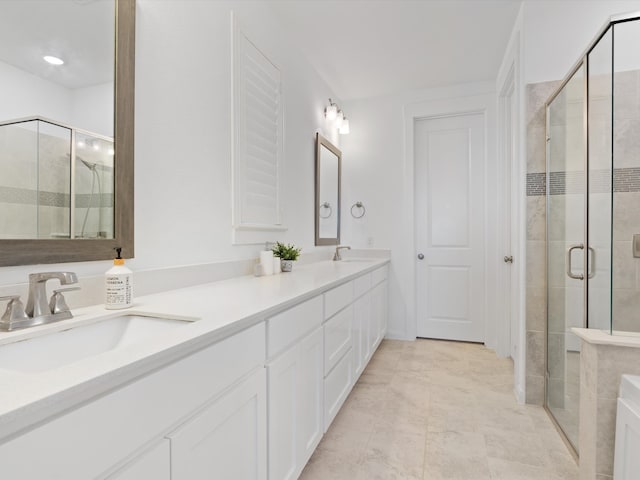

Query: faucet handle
left=0, top=295, right=29, bottom=326
left=49, top=287, right=80, bottom=315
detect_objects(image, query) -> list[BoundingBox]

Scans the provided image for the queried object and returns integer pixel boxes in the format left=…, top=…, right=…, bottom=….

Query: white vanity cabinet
left=266, top=297, right=324, bottom=480
left=0, top=322, right=266, bottom=480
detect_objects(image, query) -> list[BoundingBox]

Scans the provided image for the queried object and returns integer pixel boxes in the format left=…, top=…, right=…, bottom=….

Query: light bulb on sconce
left=324, top=98, right=338, bottom=120
left=324, top=98, right=350, bottom=134
left=339, top=117, right=350, bottom=135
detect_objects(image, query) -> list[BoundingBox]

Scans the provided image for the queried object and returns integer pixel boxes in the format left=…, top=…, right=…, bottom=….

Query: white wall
left=71, top=82, right=114, bottom=137
left=0, top=60, right=113, bottom=136
left=0, top=0, right=340, bottom=286
left=340, top=81, right=497, bottom=341
left=0, top=60, right=72, bottom=123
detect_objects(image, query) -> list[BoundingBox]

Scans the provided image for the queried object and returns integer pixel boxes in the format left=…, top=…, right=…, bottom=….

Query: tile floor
left=299, top=339, right=579, bottom=480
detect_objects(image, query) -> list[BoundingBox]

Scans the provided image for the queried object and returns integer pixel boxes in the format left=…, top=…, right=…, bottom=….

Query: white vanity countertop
left=0, top=258, right=389, bottom=442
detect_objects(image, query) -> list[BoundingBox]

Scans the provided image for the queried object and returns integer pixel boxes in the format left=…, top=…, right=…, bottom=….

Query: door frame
left=497, top=64, right=523, bottom=360
left=496, top=28, right=526, bottom=402
left=403, top=93, right=498, bottom=350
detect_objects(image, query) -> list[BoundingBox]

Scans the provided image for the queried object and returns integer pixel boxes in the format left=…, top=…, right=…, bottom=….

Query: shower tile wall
left=526, top=80, right=560, bottom=405
left=0, top=124, right=70, bottom=238
left=612, top=70, right=640, bottom=333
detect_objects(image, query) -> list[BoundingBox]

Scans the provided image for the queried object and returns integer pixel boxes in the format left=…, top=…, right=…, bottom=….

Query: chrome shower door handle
left=588, top=246, right=596, bottom=279
left=566, top=244, right=585, bottom=280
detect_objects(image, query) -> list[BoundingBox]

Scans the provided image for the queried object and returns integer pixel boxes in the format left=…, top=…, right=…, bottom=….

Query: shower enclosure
left=545, top=13, right=640, bottom=455
left=0, top=117, right=114, bottom=239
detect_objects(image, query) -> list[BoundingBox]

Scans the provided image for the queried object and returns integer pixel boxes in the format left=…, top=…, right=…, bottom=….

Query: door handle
left=504, top=256, right=513, bottom=264
left=566, top=244, right=584, bottom=280
left=417, top=253, right=424, bottom=260
left=588, top=246, right=596, bottom=279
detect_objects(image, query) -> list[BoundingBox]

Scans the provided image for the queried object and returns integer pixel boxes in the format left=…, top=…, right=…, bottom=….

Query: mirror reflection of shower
left=73, top=132, right=114, bottom=239
left=0, top=117, right=114, bottom=240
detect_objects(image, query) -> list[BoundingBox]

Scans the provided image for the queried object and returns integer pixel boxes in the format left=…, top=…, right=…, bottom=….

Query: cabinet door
left=368, top=288, right=381, bottom=357
left=107, top=441, right=170, bottom=480
left=170, top=368, right=267, bottom=480
left=267, top=341, right=299, bottom=480
left=267, top=327, right=323, bottom=480
left=373, top=281, right=388, bottom=342
left=296, top=327, right=324, bottom=469
left=353, top=293, right=370, bottom=379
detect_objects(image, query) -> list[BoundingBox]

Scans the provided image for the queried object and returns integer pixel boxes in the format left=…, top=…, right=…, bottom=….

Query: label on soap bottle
left=105, top=272, right=133, bottom=309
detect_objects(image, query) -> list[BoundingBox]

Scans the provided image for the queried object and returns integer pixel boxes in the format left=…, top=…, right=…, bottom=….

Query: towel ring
left=319, top=202, right=332, bottom=219
left=351, top=201, right=366, bottom=218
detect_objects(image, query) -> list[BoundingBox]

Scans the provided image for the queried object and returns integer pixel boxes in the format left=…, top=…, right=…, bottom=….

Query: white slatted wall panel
left=233, top=18, right=284, bottom=240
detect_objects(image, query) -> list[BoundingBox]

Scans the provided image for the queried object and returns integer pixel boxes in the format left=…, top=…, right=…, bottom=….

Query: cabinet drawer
left=0, top=323, right=265, bottom=480
left=371, top=265, right=388, bottom=286
left=324, top=349, right=352, bottom=431
left=324, top=305, right=353, bottom=375
left=267, top=296, right=323, bottom=358
left=353, top=273, right=372, bottom=298
left=324, top=281, right=353, bottom=319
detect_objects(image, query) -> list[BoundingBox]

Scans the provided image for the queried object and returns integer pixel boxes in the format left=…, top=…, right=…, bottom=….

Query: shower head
left=78, top=156, right=97, bottom=171
left=65, top=153, right=97, bottom=170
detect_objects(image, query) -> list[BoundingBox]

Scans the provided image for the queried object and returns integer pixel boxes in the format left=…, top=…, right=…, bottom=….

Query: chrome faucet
left=0, top=272, right=79, bottom=332
left=333, top=245, right=351, bottom=261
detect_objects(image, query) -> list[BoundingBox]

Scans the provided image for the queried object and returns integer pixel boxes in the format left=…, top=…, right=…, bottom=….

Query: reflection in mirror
left=0, top=0, right=135, bottom=266
left=315, top=133, right=341, bottom=246
left=0, top=0, right=115, bottom=240
left=0, top=118, right=115, bottom=239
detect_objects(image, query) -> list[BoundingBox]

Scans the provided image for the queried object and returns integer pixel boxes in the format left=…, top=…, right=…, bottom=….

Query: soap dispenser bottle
left=105, top=247, right=133, bottom=309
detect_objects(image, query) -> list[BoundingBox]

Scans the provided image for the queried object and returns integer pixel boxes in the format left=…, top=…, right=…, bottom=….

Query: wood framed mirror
left=0, top=0, right=135, bottom=266
left=315, top=133, right=341, bottom=246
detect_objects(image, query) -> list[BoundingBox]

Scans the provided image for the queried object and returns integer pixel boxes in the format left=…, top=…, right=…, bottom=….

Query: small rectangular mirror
left=315, top=133, right=341, bottom=246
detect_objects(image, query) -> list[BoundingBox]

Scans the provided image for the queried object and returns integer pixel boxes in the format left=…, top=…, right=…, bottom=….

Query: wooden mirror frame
left=0, top=0, right=135, bottom=266
left=315, top=133, right=342, bottom=246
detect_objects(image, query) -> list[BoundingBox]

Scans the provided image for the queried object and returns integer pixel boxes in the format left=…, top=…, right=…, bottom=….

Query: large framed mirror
left=315, top=133, right=341, bottom=246
left=0, top=0, right=135, bottom=266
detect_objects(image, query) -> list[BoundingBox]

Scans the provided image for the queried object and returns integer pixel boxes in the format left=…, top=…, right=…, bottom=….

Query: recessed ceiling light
left=43, top=55, right=64, bottom=66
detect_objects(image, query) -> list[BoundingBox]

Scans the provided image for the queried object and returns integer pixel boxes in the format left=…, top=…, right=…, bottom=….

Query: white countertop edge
left=0, top=258, right=389, bottom=442
left=572, top=327, right=640, bottom=348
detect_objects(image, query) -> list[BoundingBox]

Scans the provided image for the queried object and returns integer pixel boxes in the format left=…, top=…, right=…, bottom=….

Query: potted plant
left=271, top=242, right=301, bottom=272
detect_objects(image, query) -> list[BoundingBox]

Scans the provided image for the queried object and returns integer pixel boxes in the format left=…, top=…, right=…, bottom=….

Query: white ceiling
left=269, top=0, right=523, bottom=100
left=0, top=0, right=114, bottom=90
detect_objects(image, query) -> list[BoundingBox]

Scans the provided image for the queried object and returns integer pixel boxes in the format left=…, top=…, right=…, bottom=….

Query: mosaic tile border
left=526, top=167, right=640, bottom=196
left=0, top=186, right=113, bottom=208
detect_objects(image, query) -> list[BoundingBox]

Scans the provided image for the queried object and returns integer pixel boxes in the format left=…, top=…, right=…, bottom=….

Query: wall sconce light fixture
left=324, top=99, right=338, bottom=120
left=339, top=115, right=350, bottom=135
left=324, top=98, right=349, bottom=134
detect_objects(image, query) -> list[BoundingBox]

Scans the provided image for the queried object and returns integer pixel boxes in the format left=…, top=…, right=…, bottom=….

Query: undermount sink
left=0, top=314, right=195, bottom=374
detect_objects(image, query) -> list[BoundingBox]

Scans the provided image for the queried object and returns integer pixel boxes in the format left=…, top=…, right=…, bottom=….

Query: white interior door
left=415, top=113, right=486, bottom=342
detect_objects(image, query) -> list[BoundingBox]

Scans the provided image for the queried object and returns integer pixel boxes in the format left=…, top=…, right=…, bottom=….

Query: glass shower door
left=546, top=63, right=585, bottom=452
